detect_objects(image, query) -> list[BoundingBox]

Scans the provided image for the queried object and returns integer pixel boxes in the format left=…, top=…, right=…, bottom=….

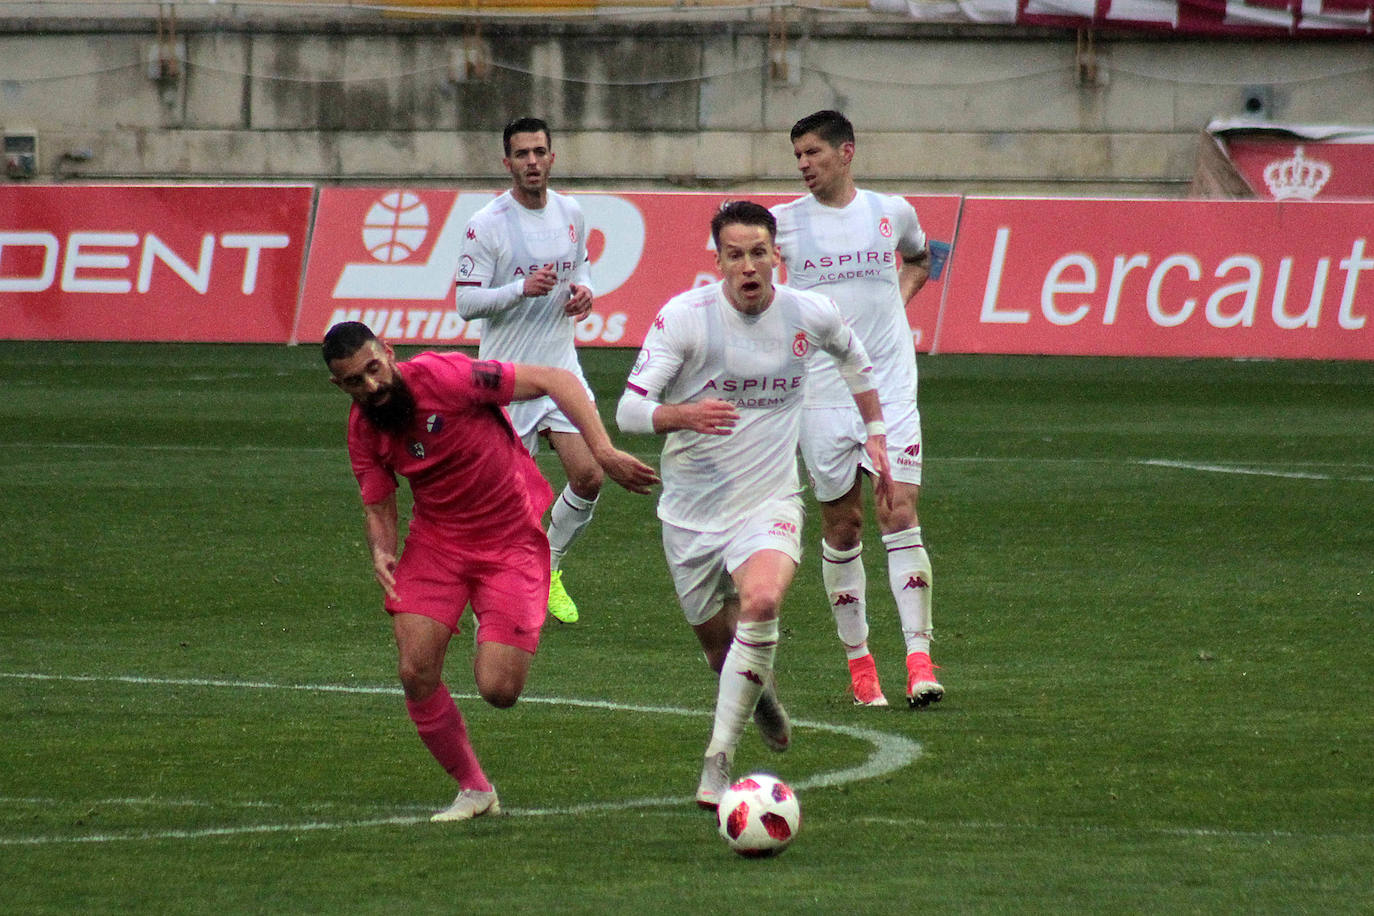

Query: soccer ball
left=716, top=773, right=801, bottom=857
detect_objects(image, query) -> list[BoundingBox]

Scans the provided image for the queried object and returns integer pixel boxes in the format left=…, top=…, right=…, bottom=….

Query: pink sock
left=405, top=683, right=492, bottom=792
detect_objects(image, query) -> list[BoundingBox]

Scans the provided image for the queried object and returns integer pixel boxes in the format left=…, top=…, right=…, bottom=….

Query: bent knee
left=568, top=466, right=604, bottom=497
left=478, top=684, right=521, bottom=709
left=736, top=589, right=784, bottom=622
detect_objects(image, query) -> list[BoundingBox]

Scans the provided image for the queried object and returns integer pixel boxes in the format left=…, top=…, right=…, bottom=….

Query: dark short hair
left=790, top=109, right=854, bottom=147
left=710, top=200, right=777, bottom=248
left=321, top=321, right=377, bottom=365
left=503, top=117, right=551, bottom=156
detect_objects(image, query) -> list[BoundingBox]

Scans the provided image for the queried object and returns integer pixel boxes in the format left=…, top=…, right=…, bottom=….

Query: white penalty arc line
left=0, top=672, right=921, bottom=846
left=1137, top=458, right=1374, bottom=482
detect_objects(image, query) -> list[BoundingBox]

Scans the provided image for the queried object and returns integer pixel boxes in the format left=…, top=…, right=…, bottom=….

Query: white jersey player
left=772, top=109, right=944, bottom=710
left=454, top=117, right=599, bottom=625
left=616, top=201, right=893, bottom=810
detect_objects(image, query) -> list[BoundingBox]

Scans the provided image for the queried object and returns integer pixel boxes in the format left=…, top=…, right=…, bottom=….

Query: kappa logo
left=792, top=332, right=809, bottom=357
left=738, top=669, right=765, bottom=686
left=408, top=441, right=426, bottom=459
left=654, top=314, right=666, bottom=330
left=770, top=520, right=798, bottom=536
left=425, top=413, right=444, bottom=434
left=904, top=575, right=929, bottom=590
left=833, top=594, right=859, bottom=606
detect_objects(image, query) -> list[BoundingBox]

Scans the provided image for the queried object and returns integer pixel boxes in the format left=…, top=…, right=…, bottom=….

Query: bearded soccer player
left=616, top=201, right=893, bottom=808
left=454, top=117, right=600, bottom=625
left=323, top=321, right=658, bottom=822
left=771, top=109, right=945, bottom=710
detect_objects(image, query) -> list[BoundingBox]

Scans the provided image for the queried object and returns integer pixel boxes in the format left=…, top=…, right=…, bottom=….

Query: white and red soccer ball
left=716, top=774, right=801, bottom=857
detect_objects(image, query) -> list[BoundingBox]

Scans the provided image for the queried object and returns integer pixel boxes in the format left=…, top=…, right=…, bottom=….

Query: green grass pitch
left=1, top=342, right=1371, bottom=913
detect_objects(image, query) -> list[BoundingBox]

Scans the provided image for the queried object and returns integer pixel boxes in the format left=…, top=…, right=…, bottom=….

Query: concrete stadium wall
left=2, top=10, right=1372, bottom=195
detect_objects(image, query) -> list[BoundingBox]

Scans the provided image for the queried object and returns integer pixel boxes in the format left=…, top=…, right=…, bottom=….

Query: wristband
left=865, top=420, right=887, bottom=438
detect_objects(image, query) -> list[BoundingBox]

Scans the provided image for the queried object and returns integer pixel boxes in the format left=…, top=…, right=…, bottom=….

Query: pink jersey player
left=324, top=321, right=657, bottom=823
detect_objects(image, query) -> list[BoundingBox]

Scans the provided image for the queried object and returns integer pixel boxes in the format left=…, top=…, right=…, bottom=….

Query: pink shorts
left=383, top=529, right=549, bottom=654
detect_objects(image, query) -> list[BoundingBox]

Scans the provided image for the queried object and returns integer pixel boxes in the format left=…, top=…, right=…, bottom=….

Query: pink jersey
left=346, top=351, right=554, bottom=544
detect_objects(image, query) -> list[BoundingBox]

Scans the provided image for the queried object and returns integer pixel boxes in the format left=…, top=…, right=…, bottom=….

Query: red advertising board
left=0, top=185, right=314, bottom=342
left=294, top=188, right=962, bottom=351
left=1224, top=139, right=1374, bottom=201
left=935, top=197, right=1374, bottom=360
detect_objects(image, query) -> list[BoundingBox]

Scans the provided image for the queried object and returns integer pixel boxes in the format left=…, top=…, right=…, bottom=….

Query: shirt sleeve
left=433, top=351, right=516, bottom=408
left=455, top=212, right=498, bottom=288
left=570, top=200, right=595, bottom=294
left=892, top=196, right=928, bottom=260
left=624, top=307, right=686, bottom=402
left=347, top=410, right=399, bottom=506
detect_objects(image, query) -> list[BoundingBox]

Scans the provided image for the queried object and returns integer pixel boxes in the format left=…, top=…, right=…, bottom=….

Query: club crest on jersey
left=568, top=223, right=576, bottom=242
left=408, top=441, right=426, bottom=459
left=425, top=414, right=444, bottom=434
left=792, top=332, right=809, bottom=357
left=879, top=216, right=893, bottom=238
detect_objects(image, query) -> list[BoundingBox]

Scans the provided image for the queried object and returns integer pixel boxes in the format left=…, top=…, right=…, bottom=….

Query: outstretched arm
left=512, top=364, right=660, bottom=494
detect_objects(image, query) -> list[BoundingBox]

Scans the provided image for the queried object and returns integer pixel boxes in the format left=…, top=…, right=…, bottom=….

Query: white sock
left=822, top=540, right=870, bottom=660
left=883, top=527, right=933, bottom=656
left=547, top=484, right=597, bottom=571
left=706, top=618, right=778, bottom=758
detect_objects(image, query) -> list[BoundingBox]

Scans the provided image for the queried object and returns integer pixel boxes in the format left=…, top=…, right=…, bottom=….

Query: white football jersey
left=771, top=190, right=926, bottom=407
left=455, top=188, right=591, bottom=373
left=626, top=281, right=872, bottom=532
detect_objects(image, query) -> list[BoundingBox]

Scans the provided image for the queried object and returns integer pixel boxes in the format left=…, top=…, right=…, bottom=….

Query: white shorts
left=661, top=498, right=804, bottom=626
left=800, top=399, right=924, bottom=503
left=507, top=382, right=594, bottom=456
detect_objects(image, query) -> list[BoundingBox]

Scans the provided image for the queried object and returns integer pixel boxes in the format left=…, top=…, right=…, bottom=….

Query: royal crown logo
left=1262, top=146, right=1332, bottom=201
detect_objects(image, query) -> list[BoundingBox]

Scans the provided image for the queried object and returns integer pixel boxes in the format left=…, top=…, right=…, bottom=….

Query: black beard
left=360, top=378, right=417, bottom=434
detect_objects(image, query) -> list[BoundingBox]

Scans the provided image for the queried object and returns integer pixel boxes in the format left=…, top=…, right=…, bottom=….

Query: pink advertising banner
left=293, top=188, right=962, bottom=351
left=935, top=197, right=1373, bottom=360
left=1224, top=138, right=1374, bottom=201
left=0, top=185, right=314, bottom=342
left=5, top=185, right=1370, bottom=361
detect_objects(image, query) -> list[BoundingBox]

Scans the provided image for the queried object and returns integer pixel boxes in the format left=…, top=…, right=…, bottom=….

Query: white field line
left=0, top=671, right=920, bottom=846
left=1137, top=458, right=1374, bottom=482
